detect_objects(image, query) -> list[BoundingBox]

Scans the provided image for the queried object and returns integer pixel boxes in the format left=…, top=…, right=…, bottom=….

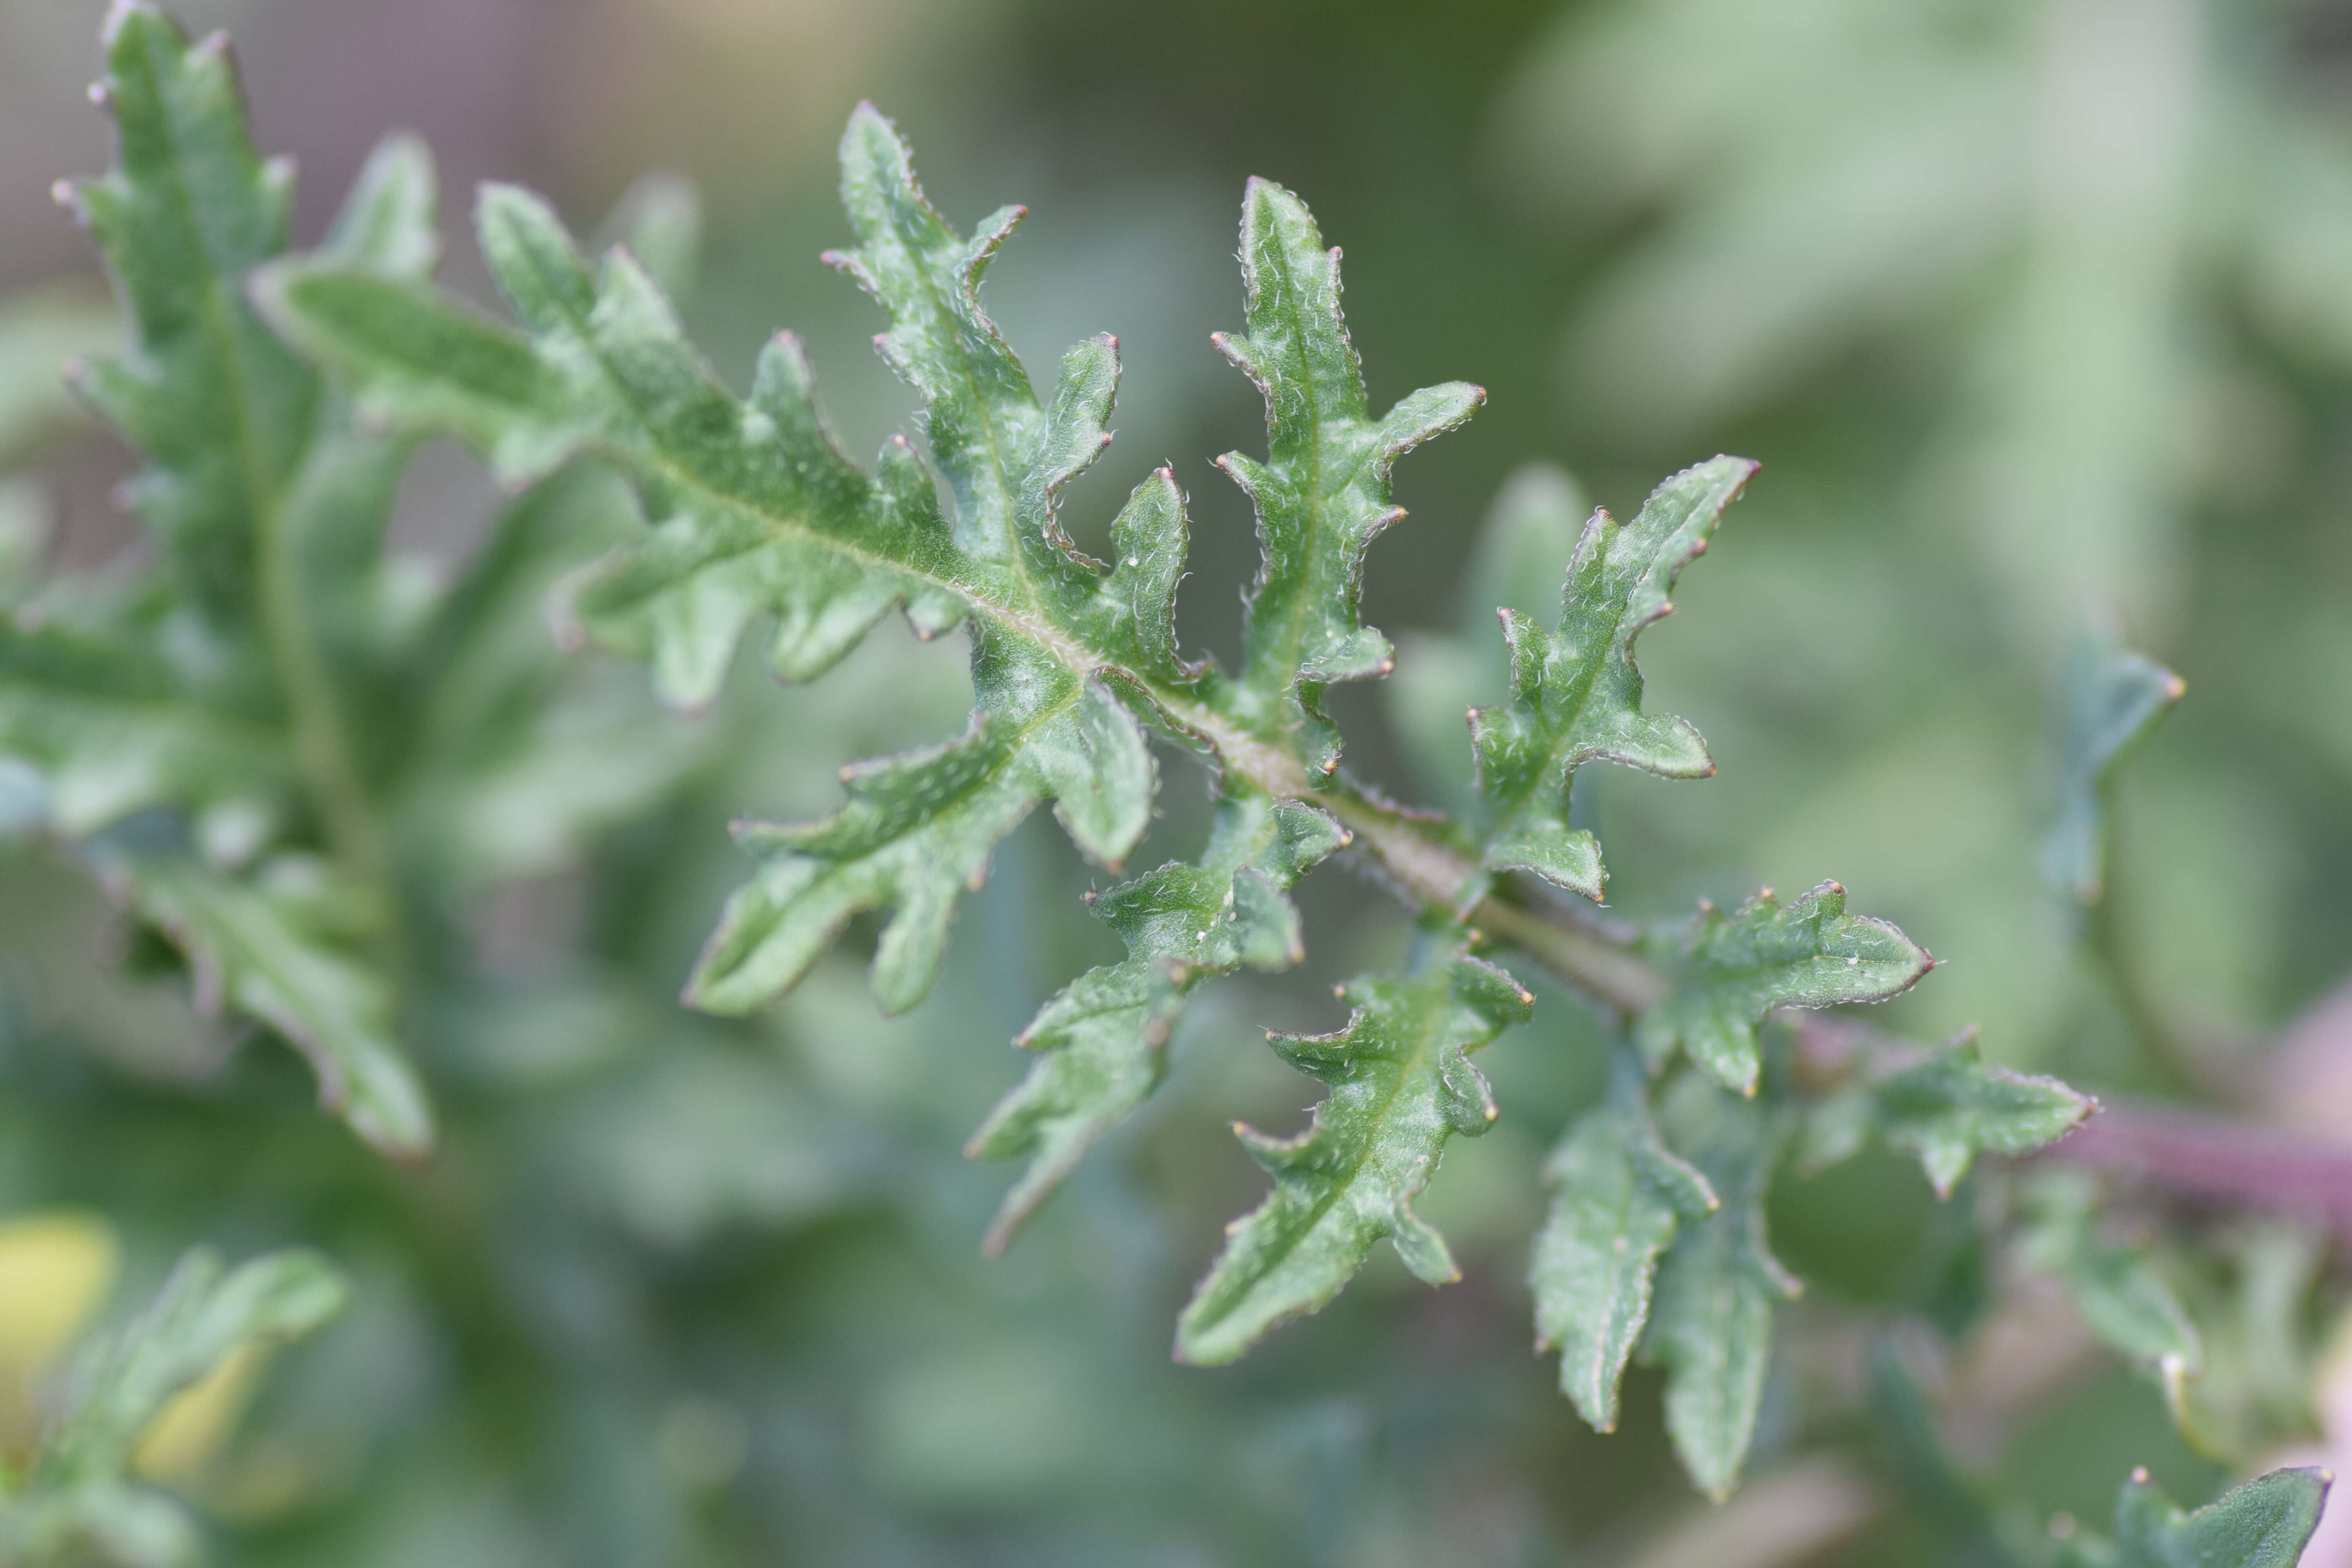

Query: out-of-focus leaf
left=2056, top=1466, right=2329, bottom=1568
left=18, top=4, right=444, bottom=1152
left=2045, top=641, right=2183, bottom=906
left=1637, top=881, right=1934, bottom=1095
left=1532, top=1049, right=1717, bottom=1431
left=0, top=1246, right=346, bottom=1568
left=593, top=172, right=702, bottom=309
left=112, top=856, right=430, bottom=1157
left=1176, top=949, right=1532, bottom=1366
left=2021, top=1171, right=2202, bottom=1393
left=1802, top=1028, right=2091, bottom=1195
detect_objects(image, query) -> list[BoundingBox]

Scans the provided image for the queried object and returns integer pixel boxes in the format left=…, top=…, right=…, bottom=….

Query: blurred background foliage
left=2, top=0, right=2351, bottom=1563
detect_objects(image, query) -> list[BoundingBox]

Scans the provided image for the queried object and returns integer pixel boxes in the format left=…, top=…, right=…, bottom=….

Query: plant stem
left=2040, top=1103, right=2352, bottom=1241
left=255, top=490, right=390, bottom=894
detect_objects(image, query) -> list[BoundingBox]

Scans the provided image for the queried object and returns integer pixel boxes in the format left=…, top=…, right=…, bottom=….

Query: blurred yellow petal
left=133, top=1341, right=267, bottom=1486
left=0, top=1210, right=118, bottom=1454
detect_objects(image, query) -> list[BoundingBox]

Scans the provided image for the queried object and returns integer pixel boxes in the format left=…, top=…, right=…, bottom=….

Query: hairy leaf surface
left=1532, top=1050, right=1719, bottom=1430
left=1638, top=881, right=1934, bottom=1094
left=967, top=792, right=1346, bottom=1252
left=1214, top=178, right=1484, bottom=773
left=1176, top=949, right=1533, bottom=1365
left=1641, top=1083, right=1800, bottom=1501
left=261, top=103, right=1487, bottom=1021
left=2063, top=1468, right=2331, bottom=1568
left=1470, top=456, right=1751, bottom=901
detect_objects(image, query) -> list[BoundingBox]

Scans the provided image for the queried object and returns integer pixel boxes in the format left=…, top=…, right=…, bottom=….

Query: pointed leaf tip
left=1473, top=456, right=1751, bottom=902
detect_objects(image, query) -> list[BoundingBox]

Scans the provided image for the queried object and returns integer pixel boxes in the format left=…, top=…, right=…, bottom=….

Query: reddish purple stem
left=2045, top=1104, right=2352, bottom=1243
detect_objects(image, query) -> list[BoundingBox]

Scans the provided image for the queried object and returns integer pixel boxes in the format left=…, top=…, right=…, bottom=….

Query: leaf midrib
left=1205, top=988, right=1448, bottom=1325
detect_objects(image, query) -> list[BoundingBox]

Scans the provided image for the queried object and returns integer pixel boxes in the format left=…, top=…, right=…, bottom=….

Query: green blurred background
left=3, top=0, right=2351, bottom=1561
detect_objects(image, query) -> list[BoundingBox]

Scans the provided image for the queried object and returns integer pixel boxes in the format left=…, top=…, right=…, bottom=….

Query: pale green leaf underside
left=1176, top=950, right=1533, bottom=1366
left=1472, top=455, right=1753, bottom=902
left=967, top=791, right=1345, bottom=1253
left=1638, top=880, right=1934, bottom=1094
left=1532, top=1050, right=1718, bottom=1431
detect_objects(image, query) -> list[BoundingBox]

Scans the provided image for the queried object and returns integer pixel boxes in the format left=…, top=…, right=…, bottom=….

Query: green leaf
left=17, top=3, right=446, bottom=1154
left=260, top=109, right=1206, bottom=1018
left=1214, top=178, right=1484, bottom=775
left=112, top=855, right=431, bottom=1158
left=1470, top=455, right=1753, bottom=901
left=1637, top=880, right=1935, bottom=1095
left=1803, top=1029, right=2092, bottom=1196
left=1384, top=464, right=1589, bottom=813
left=1175, top=948, right=1534, bottom=1365
left=2078, top=1467, right=2330, bottom=1568
left=1532, top=1049, right=1719, bottom=1431
left=0, top=603, right=290, bottom=834
left=1641, top=1081, right=1801, bottom=1500
left=2021, top=1172, right=2202, bottom=1379
left=967, top=791, right=1347, bottom=1253
left=60, top=2, right=315, bottom=633
left=397, top=467, right=717, bottom=889
left=0, top=1245, right=347, bottom=1568
left=2045, top=640, right=2183, bottom=905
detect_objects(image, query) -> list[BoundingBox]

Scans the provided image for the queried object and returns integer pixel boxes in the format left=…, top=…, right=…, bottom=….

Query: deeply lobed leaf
left=1215, top=178, right=1485, bottom=773
left=1470, top=456, right=1752, bottom=902
left=1175, top=947, right=1533, bottom=1366
left=20, top=2, right=442, bottom=1154
left=260, top=110, right=1213, bottom=1020
left=967, top=791, right=1346, bottom=1252
left=1638, top=880, right=1934, bottom=1095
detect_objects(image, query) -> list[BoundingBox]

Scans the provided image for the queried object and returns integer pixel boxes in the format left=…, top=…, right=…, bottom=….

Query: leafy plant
left=0, top=2, right=2341, bottom=1563
left=0, top=1247, right=346, bottom=1567
left=256, top=56, right=2095, bottom=1496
